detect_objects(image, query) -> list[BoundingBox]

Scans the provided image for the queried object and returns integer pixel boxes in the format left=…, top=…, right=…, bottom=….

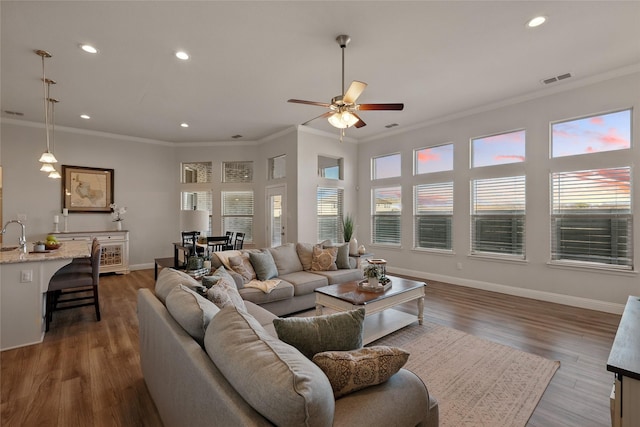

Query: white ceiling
left=2, top=1, right=639, bottom=144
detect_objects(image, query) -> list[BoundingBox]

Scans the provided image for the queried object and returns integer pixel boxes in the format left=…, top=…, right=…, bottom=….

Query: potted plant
left=363, top=264, right=382, bottom=287
left=343, top=214, right=358, bottom=254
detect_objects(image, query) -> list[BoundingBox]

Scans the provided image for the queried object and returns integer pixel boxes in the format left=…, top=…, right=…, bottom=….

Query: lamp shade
left=180, top=209, right=209, bottom=233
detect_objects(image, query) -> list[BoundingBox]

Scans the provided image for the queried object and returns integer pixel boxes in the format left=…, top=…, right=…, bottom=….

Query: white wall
left=1, top=122, right=177, bottom=267
left=357, top=72, right=640, bottom=313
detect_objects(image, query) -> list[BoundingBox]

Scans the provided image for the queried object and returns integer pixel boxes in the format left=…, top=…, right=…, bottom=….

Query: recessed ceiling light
left=180, top=123, right=189, bottom=128
left=175, top=51, right=189, bottom=60
left=526, top=16, right=547, bottom=28
left=80, top=44, right=98, bottom=54
left=80, top=114, right=91, bottom=119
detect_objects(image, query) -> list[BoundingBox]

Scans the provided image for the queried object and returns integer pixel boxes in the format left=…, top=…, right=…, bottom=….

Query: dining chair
left=234, top=232, right=245, bottom=250
left=45, top=239, right=102, bottom=331
left=225, top=231, right=235, bottom=244
left=207, top=235, right=230, bottom=252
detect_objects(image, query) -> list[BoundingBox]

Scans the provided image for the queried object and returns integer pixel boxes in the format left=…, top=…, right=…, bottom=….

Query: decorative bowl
left=45, top=242, right=62, bottom=250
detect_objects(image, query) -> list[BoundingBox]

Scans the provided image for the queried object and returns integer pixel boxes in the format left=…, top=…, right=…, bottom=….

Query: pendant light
left=35, top=49, right=58, bottom=166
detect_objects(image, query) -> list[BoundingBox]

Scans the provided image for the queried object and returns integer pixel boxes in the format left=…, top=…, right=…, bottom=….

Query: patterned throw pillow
left=312, top=346, right=410, bottom=398
left=206, top=277, right=246, bottom=310
left=229, top=253, right=256, bottom=283
left=202, top=265, right=236, bottom=289
left=311, top=245, right=338, bottom=271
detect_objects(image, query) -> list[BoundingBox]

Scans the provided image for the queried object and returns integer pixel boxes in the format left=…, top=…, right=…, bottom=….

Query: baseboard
left=131, top=263, right=154, bottom=271
left=388, top=266, right=625, bottom=315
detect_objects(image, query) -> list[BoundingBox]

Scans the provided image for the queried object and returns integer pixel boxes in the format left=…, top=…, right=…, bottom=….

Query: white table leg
left=418, top=296, right=424, bottom=325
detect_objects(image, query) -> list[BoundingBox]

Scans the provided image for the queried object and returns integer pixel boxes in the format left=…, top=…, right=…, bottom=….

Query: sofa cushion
left=311, top=246, right=338, bottom=271
left=202, top=265, right=237, bottom=288
left=206, top=277, right=246, bottom=311
left=268, top=243, right=304, bottom=275
left=296, top=240, right=331, bottom=271
left=312, top=346, right=410, bottom=398
left=238, top=280, right=294, bottom=305
left=273, top=308, right=365, bottom=359
left=278, top=271, right=328, bottom=296
left=249, top=250, right=278, bottom=281
left=205, top=305, right=335, bottom=427
left=335, top=243, right=351, bottom=269
left=229, top=253, right=256, bottom=283
left=165, top=284, right=219, bottom=346
left=155, top=268, right=204, bottom=304
left=310, top=268, right=363, bottom=285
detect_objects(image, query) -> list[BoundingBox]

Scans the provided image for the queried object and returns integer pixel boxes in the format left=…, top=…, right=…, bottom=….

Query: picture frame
left=61, top=165, right=114, bottom=213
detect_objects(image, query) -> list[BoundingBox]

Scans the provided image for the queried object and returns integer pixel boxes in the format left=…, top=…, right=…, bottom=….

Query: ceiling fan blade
left=288, top=99, right=331, bottom=108
left=301, top=111, right=332, bottom=126
left=358, top=103, right=404, bottom=111
left=343, top=81, right=367, bottom=104
left=353, top=113, right=366, bottom=128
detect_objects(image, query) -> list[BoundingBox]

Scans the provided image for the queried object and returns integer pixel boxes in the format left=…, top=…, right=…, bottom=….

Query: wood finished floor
left=0, top=269, right=621, bottom=427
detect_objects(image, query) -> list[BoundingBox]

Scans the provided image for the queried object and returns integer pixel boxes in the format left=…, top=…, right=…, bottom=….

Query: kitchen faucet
left=1, top=220, right=27, bottom=253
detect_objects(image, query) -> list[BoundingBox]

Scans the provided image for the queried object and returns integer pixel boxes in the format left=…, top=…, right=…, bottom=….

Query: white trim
left=388, top=266, right=625, bottom=314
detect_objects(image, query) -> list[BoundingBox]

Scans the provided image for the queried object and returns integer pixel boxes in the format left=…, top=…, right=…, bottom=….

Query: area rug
left=373, top=322, right=560, bottom=427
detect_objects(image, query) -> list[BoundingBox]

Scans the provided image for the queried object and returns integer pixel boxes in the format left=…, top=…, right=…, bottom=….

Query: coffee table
left=315, top=275, right=426, bottom=344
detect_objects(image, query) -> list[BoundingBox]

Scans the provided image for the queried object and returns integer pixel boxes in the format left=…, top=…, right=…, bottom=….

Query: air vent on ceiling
left=231, top=134, right=243, bottom=139
left=3, top=110, right=24, bottom=116
left=541, top=72, right=573, bottom=85
left=385, top=123, right=399, bottom=129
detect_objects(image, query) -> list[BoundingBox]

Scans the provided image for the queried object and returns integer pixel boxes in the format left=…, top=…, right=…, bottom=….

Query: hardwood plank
left=0, top=270, right=620, bottom=427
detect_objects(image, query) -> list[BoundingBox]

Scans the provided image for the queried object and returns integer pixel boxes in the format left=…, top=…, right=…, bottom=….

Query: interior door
left=266, top=185, right=286, bottom=247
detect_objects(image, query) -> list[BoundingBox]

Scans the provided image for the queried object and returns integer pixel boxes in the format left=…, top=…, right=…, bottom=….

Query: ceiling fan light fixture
left=328, top=110, right=358, bottom=129
left=48, top=169, right=61, bottom=179
left=39, top=151, right=58, bottom=164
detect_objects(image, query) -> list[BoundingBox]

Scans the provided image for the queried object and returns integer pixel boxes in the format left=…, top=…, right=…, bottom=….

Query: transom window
left=415, top=144, right=453, bottom=175
left=268, top=155, right=286, bottom=180
left=372, top=153, right=401, bottom=180
left=552, top=109, right=631, bottom=158
left=472, top=130, right=526, bottom=168
left=223, top=161, right=253, bottom=183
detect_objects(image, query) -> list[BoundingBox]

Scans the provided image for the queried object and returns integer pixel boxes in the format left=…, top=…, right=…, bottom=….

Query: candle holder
left=53, top=222, right=59, bottom=233
left=63, top=216, right=69, bottom=232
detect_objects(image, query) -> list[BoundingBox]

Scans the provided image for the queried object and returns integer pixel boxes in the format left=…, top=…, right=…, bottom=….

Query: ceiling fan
left=288, top=35, right=404, bottom=136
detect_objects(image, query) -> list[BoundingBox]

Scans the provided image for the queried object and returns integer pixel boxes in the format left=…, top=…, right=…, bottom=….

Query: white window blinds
left=372, top=186, right=402, bottom=245
left=222, top=191, right=254, bottom=242
left=471, top=176, right=525, bottom=257
left=317, top=187, right=344, bottom=243
left=551, top=167, right=632, bottom=268
left=414, top=182, right=453, bottom=250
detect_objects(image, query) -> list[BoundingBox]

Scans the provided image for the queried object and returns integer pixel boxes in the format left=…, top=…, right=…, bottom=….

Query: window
left=414, top=182, right=453, bottom=250
left=317, top=187, right=344, bottom=243
left=472, top=130, right=525, bottom=168
left=372, top=186, right=401, bottom=245
left=222, top=191, right=254, bottom=242
left=552, top=109, right=631, bottom=158
left=181, top=191, right=212, bottom=234
left=268, top=155, right=286, bottom=180
left=551, top=167, right=632, bottom=268
left=471, top=176, right=525, bottom=257
left=318, top=156, right=343, bottom=180
left=372, top=153, right=401, bottom=180
left=223, top=161, right=253, bottom=183
left=415, top=144, right=453, bottom=175
left=181, top=162, right=212, bottom=183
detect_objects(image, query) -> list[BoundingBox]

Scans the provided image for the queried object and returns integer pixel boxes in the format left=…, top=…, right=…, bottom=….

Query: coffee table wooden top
left=314, top=275, right=426, bottom=306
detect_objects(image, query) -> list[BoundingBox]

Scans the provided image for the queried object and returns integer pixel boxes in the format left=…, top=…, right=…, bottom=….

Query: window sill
left=411, top=248, right=455, bottom=256
left=468, top=253, right=528, bottom=265
left=547, top=261, right=637, bottom=276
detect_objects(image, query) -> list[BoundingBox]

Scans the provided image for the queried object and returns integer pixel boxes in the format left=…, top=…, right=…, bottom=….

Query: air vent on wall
left=541, top=72, right=573, bottom=85
left=385, top=123, right=399, bottom=129
left=3, top=110, right=24, bottom=116
left=231, top=135, right=243, bottom=139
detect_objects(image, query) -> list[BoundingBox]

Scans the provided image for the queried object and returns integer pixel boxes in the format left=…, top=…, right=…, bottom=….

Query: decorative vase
left=349, top=236, right=358, bottom=255
left=116, top=221, right=122, bottom=231
left=358, top=244, right=366, bottom=255
left=368, top=276, right=379, bottom=287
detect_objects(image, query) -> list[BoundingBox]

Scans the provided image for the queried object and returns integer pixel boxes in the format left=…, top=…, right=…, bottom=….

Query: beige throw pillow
left=229, top=253, right=256, bottom=283
left=312, top=346, right=410, bottom=398
left=311, top=245, right=338, bottom=271
left=206, top=277, right=246, bottom=310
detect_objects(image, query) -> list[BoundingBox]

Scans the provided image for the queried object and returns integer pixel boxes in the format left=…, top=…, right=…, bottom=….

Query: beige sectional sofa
left=138, top=268, right=439, bottom=427
left=209, top=242, right=364, bottom=316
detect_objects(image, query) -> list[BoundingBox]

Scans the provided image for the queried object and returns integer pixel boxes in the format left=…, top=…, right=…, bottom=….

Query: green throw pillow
left=273, top=308, right=365, bottom=359
left=249, top=250, right=278, bottom=281
left=312, top=346, right=409, bottom=398
left=335, top=243, right=351, bottom=269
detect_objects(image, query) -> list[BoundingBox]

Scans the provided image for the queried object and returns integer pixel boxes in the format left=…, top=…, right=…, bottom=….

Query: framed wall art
left=61, top=165, right=114, bottom=213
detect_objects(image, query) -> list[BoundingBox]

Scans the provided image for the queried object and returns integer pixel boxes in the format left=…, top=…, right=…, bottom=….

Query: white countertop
left=0, top=241, right=90, bottom=265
